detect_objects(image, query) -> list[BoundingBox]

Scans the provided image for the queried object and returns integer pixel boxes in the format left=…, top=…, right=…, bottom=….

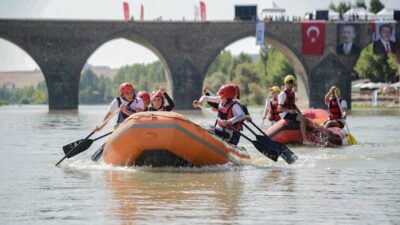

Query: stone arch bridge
left=0, top=19, right=398, bottom=109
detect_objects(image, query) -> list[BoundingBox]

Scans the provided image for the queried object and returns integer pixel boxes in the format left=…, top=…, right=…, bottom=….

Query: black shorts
left=284, top=113, right=298, bottom=122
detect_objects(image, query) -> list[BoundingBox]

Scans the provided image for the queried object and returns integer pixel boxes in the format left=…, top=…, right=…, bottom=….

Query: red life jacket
left=283, top=89, right=296, bottom=109
left=217, top=100, right=243, bottom=131
left=268, top=98, right=281, bottom=121
left=329, top=97, right=343, bottom=120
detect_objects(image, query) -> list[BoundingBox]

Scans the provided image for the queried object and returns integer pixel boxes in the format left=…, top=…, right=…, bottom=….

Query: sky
left=0, top=0, right=398, bottom=71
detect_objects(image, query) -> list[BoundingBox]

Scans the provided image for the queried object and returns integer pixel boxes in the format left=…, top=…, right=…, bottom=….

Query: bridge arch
left=80, top=31, right=173, bottom=95
left=0, top=37, right=48, bottom=104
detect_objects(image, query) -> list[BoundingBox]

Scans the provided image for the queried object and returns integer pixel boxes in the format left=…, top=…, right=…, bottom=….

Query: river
left=0, top=105, right=399, bottom=225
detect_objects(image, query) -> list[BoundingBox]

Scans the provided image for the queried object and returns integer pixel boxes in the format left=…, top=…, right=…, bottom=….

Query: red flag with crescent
left=301, top=21, right=325, bottom=55
left=123, top=2, right=130, bottom=21
left=200, top=1, right=206, bottom=21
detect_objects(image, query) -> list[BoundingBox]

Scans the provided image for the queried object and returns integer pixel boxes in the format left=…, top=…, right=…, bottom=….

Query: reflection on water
left=103, top=168, right=246, bottom=224
left=0, top=105, right=399, bottom=225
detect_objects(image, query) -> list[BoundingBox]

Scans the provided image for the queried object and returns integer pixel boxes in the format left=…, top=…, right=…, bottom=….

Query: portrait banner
left=255, top=21, right=265, bottom=46
left=336, top=24, right=361, bottom=55
left=372, top=23, right=396, bottom=55
left=123, top=2, right=130, bottom=22
left=301, top=21, right=325, bottom=55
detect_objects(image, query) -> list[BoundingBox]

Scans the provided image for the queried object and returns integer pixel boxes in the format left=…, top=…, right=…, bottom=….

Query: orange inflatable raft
left=265, top=109, right=348, bottom=147
left=102, top=111, right=251, bottom=167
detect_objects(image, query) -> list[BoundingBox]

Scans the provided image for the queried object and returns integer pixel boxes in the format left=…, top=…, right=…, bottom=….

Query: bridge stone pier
left=0, top=19, right=398, bottom=110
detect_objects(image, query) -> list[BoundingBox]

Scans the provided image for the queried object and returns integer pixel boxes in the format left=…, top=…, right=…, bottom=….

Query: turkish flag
left=301, top=21, right=325, bottom=55
left=123, top=2, right=130, bottom=21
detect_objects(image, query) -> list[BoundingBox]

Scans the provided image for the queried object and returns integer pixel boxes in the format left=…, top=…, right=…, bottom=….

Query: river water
left=0, top=105, right=399, bottom=225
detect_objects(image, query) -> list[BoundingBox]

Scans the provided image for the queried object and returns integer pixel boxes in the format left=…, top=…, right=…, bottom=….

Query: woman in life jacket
left=137, top=91, right=151, bottom=111
left=263, top=86, right=281, bottom=125
left=278, top=75, right=308, bottom=144
left=193, top=84, right=246, bottom=145
left=93, top=82, right=144, bottom=132
left=148, top=86, right=175, bottom=111
left=324, top=86, right=347, bottom=129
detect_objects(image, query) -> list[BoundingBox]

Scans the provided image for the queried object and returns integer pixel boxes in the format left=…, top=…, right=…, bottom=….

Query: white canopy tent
left=376, top=8, right=397, bottom=21
left=260, top=1, right=286, bottom=19
left=344, top=8, right=376, bottom=20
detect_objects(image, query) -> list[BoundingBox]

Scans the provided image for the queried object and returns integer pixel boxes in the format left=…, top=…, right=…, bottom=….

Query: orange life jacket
left=268, top=98, right=281, bottom=121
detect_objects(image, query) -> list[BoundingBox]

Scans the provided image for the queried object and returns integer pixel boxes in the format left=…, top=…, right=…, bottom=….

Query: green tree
left=369, top=0, right=384, bottom=13
left=354, top=0, right=367, bottom=9
left=329, top=1, right=352, bottom=13
left=354, top=44, right=399, bottom=83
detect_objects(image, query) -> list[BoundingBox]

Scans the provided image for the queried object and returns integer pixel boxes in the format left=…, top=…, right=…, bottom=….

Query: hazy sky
left=0, top=0, right=398, bottom=71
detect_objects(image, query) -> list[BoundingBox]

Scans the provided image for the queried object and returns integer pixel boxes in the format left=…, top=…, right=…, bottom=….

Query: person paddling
left=148, top=86, right=175, bottom=111
left=262, top=86, right=281, bottom=125
left=278, top=75, right=308, bottom=144
left=324, top=86, right=347, bottom=129
left=137, top=91, right=151, bottom=111
left=94, top=82, right=144, bottom=132
left=193, top=84, right=246, bottom=145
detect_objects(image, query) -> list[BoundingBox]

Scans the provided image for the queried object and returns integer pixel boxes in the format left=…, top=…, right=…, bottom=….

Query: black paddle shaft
left=55, top=131, right=95, bottom=166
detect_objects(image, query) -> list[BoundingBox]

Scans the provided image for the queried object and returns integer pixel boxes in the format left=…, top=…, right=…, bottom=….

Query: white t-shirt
left=107, top=97, right=144, bottom=113
left=278, top=91, right=290, bottom=119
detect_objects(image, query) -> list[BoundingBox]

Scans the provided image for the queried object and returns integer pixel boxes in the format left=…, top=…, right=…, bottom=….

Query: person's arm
left=224, top=104, right=245, bottom=125
left=340, top=100, right=348, bottom=119
left=193, top=95, right=221, bottom=108
left=325, top=86, right=335, bottom=105
left=94, top=100, right=118, bottom=131
left=163, top=92, right=175, bottom=111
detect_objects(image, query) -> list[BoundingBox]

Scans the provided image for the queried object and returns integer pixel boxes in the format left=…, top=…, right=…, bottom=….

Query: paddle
left=198, top=106, right=281, bottom=162
left=261, top=92, right=271, bottom=129
left=335, top=92, right=357, bottom=145
left=55, top=110, right=118, bottom=166
left=62, top=131, right=112, bottom=157
left=232, top=127, right=279, bottom=162
left=244, top=121, right=298, bottom=164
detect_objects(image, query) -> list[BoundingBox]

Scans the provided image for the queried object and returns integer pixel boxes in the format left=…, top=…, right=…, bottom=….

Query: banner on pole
left=200, top=1, right=206, bottom=21
left=256, top=21, right=265, bottom=46
left=194, top=5, right=200, bottom=21
left=140, top=4, right=144, bottom=21
left=123, top=2, right=130, bottom=21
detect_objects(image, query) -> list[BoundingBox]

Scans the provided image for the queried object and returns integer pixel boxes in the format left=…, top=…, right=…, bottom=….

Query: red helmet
left=137, top=91, right=150, bottom=102
left=119, top=82, right=134, bottom=96
left=217, top=84, right=236, bottom=99
left=233, top=84, right=240, bottom=98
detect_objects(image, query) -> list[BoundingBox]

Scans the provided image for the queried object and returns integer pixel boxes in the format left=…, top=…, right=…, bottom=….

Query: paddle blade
left=63, top=139, right=94, bottom=158
left=252, top=140, right=279, bottom=162
left=255, top=135, right=298, bottom=164
left=63, top=139, right=84, bottom=155
left=91, top=144, right=105, bottom=162
left=348, top=134, right=357, bottom=145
